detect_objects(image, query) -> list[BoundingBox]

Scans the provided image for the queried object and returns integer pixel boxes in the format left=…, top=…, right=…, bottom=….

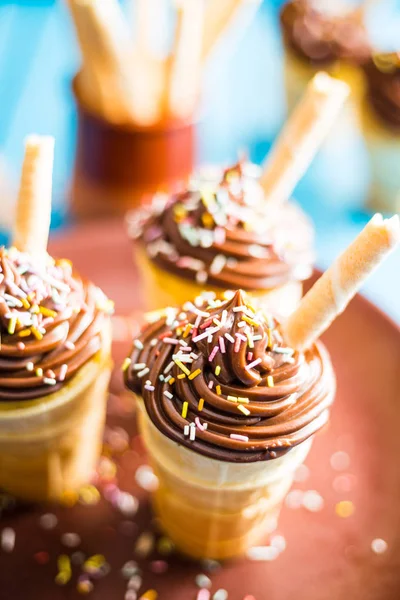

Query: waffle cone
left=137, top=401, right=312, bottom=560
left=135, top=246, right=303, bottom=317
left=0, top=323, right=112, bottom=502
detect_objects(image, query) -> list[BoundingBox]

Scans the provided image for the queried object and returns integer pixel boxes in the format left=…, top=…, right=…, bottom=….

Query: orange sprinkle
left=169, top=377, right=175, bottom=385
left=177, top=374, right=186, bottom=379
left=189, top=368, right=201, bottom=380
left=335, top=501, right=354, bottom=518
left=140, top=590, right=158, bottom=600
left=216, top=385, right=221, bottom=396
left=198, top=398, right=204, bottom=411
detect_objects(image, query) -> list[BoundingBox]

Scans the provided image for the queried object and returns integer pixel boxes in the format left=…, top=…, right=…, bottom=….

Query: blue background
left=0, top=0, right=399, bottom=323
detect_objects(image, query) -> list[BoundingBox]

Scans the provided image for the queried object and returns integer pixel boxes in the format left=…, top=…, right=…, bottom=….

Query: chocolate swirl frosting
left=125, top=290, right=335, bottom=463
left=127, top=161, right=314, bottom=290
left=363, top=53, right=400, bottom=128
left=0, top=247, right=113, bottom=402
left=281, top=0, right=370, bottom=66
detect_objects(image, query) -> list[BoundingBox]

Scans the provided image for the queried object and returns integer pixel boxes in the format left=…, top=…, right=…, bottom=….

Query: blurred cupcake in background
left=127, top=160, right=314, bottom=316
left=280, top=0, right=370, bottom=111
left=362, top=52, right=400, bottom=212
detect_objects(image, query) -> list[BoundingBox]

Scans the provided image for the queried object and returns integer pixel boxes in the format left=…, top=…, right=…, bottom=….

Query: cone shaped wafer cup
left=0, top=325, right=112, bottom=502
left=138, top=401, right=314, bottom=560
left=1, top=136, right=114, bottom=502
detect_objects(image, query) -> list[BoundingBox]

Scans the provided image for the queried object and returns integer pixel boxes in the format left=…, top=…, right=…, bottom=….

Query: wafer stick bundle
left=67, top=0, right=262, bottom=125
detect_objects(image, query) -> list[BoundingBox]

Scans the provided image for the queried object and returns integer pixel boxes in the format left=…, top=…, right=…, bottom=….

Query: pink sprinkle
left=65, top=341, right=75, bottom=350
left=197, top=590, right=210, bottom=600
left=163, top=338, right=179, bottom=345
left=247, top=352, right=253, bottom=361
left=234, top=337, right=242, bottom=353
left=46, top=369, right=56, bottom=379
left=230, top=434, right=249, bottom=442
left=236, top=333, right=247, bottom=342
left=214, top=227, right=226, bottom=245
left=58, top=364, right=68, bottom=382
left=150, top=560, right=168, bottom=574
left=209, top=346, right=219, bottom=362
left=195, top=417, right=205, bottom=431
left=17, top=342, right=25, bottom=351
left=219, top=337, right=226, bottom=353
left=208, top=381, right=214, bottom=389
left=199, top=318, right=213, bottom=330
left=246, top=357, right=262, bottom=371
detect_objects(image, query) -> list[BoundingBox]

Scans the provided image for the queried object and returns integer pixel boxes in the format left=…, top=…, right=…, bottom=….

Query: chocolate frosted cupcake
left=0, top=246, right=113, bottom=502
left=280, top=0, right=370, bottom=110
left=124, top=289, right=335, bottom=559
left=361, top=53, right=400, bottom=212
left=128, top=160, right=314, bottom=317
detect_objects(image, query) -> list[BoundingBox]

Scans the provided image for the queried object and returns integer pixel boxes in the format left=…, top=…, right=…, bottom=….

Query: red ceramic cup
left=70, top=77, right=197, bottom=219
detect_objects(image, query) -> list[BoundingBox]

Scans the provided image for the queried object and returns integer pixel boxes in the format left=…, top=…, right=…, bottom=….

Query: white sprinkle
left=246, top=546, right=279, bottom=561
left=65, top=341, right=75, bottom=350
left=134, top=340, right=144, bottom=350
left=43, top=377, right=57, bottom=386
left=184, top=425, right=190, bottom=436
left=137, top=367, right=150, bottom=378
left=210, top=254, right=226, bottom=275
left=164, top=390, right=173, bottom=399
left=116, top=492, right=139, bottom=517
left=195, top=574, right=212, bottom=589
left=163, top=361, right=175, bottom=374
left=371, top=538, right=388, bottom=554
left=127, top=573, right=142, bottom=590
left=192, top=326, right=220, bottom=343
left=233, top=306, right=247, bottom=312
left=172, top=353, right=192, bottom=363
left=302, top=490, right=324, bottom=512
left=26, top=362, right=34, bottom=371
left=330, top=451, right=350, bottom=471
left=121, top=560, right=140, bottom=579
left=270, top=534, right=286, bottom=553
left=285, top=490, right=304, bottom=509
left=213, top=590, right=228, bottom=600
left=1, top=528, right=15, bottom=553
left=225, top=333, right=235, bottom=343
left=196, top=270, right=208, bottom=284
left=189, top=423, right=196, bottom=441
left=273, top=345, right=294, bottom=355
left=183, top=302, right=210, bottom=318
left=61, top=533, right=81, bottom=548
left=133, top=363, right=147, bottom=370
left=252, top=334, right=262, bottom=341
left=144, top=384, right=155, bottom=392
left=39, top=513, right=58, bottom=530
left=245, top=357, right=262, bottom=371
left=135, top=465, right=159, bottom=492
left=58, top=363, right=68, bottom=382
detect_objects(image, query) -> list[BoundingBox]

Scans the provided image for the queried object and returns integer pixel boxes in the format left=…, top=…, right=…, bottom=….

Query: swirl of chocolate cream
left=127, top=161, right=314, bottom=290
left=0, top=247, right=113, bottom=402
left=363, top=53, right=400, bottom=129
left=125, top=290, right=335, bottom=463
left=280, top=0, right=370, bottom=66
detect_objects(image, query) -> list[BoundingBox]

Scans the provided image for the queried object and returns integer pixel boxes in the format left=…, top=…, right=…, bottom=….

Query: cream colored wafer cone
left=0, top=323, right=112, bottom=502
left=12, top=135, right=54, bottom=260
left=138, top=401, right=313, bottom=560
left=168, top=0, right=204, bottom=119
left=260, top=72, right=349, bottom=205
left=285, top=213, right=400, bottom=351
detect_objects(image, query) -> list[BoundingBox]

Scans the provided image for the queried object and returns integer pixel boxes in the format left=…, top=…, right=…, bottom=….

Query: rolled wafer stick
left=168, top=0, right=204, bottom=119
left=260, top=72, right=349, bottom=205
left=284, top=213, right=400, bottom=351
left=201, top=0, right=261, bottom=63
left=13, top=135, right=55, bottom=259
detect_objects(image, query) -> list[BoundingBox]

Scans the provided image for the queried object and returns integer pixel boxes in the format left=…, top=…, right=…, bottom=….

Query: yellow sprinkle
left=267, top=375, right=274, bottom=387
left=198, top=398, right=204, bottom=411
left=177, top=374, right=186, bottom=379
left=183, top=323, right=192, bottom=338
left=243, top=315, right=258, bottom=327
left=335, top=500, right=354, bottom=518
left=238, top=397, right=250, bottom=403
left=189, top=368, right=201, bottom=380
left=173, top=359, right=191, bottom=376
left=202, top=212, right=214, bottom=228
left=20, top=297, right=30, bottom=309
left=215, top=365, right=221, bottom=376
left=60, top=490, right=78, bottom=507
left=55, top=555, right=71, bottom=585
left=181, top=401, right=188, bottom=418
left=79, top=484, right=100, bottom=505
left=30, top=304, right=40, bottom=314
left=18, top=329, right=31, bottom=338
left=35, top=368, right=43, bottom=377
left=238, top=405, right=250, bottom=416
left=140, top=590, right=158, bottom=600
left=169, top=377, right=175, bottom=385
left=7, top=316, right=17, bottom=335
left=31, top=327, right=43, bottom=340
left=267, top=328, right=273, bottom=349
left=39, top=306, right=57, bottom=318
left=247, top=332, right=254, bottom=349
left=227, top=395, right=238, bottom=402
left=216, top=385, right=221, bottom=396
left=122, top=358, right=131, bottom=372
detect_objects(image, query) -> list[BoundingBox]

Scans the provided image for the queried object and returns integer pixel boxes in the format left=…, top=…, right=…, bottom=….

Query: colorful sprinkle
left=335, top=500, right=354, bottom=518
